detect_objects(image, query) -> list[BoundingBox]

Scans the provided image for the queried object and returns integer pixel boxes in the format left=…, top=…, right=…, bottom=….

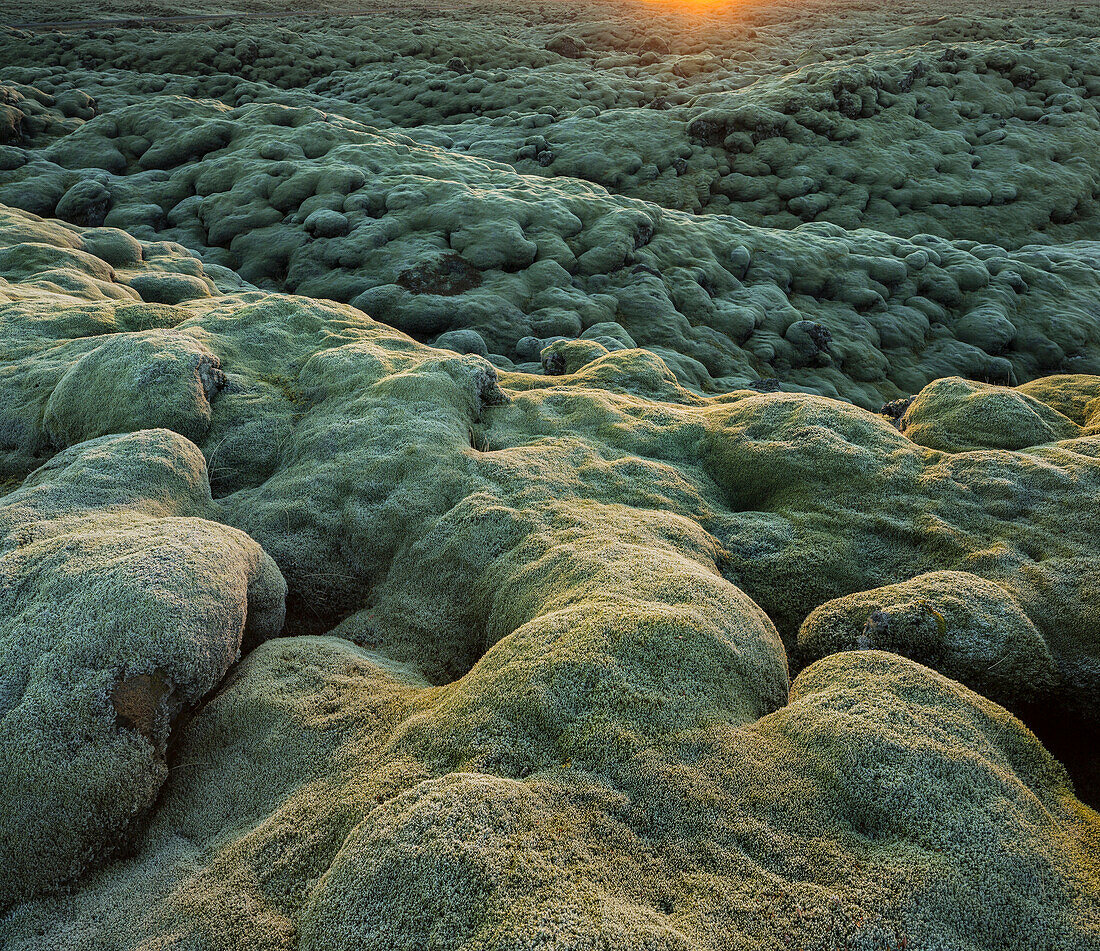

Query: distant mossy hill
left=2, top=3, right=1100, bottom=409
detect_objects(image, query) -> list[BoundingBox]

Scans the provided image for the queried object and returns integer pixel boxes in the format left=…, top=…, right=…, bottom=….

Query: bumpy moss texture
left=2, top=0, right=1100, bottom=946
left=0, top=429, right=286, bottom=905
left=797, top=570, right=1056, bottom=710
left=0, top=203, right=1098, bottom=948
left=3, top=0, right=1100, bottom=406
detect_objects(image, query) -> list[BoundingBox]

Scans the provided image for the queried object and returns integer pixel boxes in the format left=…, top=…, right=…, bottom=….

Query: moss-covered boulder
left=55, top=179, right=111, bottom=228
left=0, top=429, right=285, bottom=905
left=899, top=376, right=1082, bottom=452
left=1017, top=374, right=1100, bottom=430
left=797, top=570, right=1057, bottom=709
left=41, top=329, right=226, bottom=448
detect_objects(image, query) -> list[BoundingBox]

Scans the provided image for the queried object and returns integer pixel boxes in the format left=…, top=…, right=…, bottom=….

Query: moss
left=5, top=30, right=1100, bottom=404
left=1017, top=374, right=1100, bottom=428
left=41, top=329, right=225, bottom=448
left=1, top=3, right=1100, bottom=942
left=900, top=376, right=1082, bottom=452
left=258, top=373, right=309, bottom=408
left=0, top=429, right=285, bottom=905
left=797, top=570, right=1057, bottom=710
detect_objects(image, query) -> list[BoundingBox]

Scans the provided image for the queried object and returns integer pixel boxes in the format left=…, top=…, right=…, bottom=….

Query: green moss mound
left=0, top=429, right=285, bottom=905
left=42, top=329, right=225, bottom=447
left=797, top=570, right=1056, bottom=710
left=899, top=376, right=1082, bottom=451
left=1016, top=373, right=1100, bottom=428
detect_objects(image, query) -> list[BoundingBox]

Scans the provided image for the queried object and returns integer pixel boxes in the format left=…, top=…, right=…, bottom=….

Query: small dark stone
left=860, top=609, right=890, bottom=648
left=880, top=395, right=916, bottom=421
left=473, top=364, right=510, bottom=408
left=746, top=378, right=782, bottom=393
left=805, top=322, right=832, bottom=352
left=687, top=116, right=726, bottom=146
left=397, top=253, right=482, bottom=296
left=899, top=60, right=928, bottom=92
left=546, top=35, right=584, bottom=59
left=542, top=351, right=567, bottom=375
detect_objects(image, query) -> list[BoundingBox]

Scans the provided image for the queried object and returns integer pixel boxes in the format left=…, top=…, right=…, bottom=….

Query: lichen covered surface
left=1, top=1, right=1100, bottom=948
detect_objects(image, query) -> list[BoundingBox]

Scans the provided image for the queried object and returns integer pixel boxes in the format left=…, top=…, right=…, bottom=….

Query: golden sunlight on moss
left=0, top=0, right=1099, bottom=947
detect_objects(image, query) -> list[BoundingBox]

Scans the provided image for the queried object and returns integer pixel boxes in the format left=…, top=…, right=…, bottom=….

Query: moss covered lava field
left=1, top=1, right=1099, bottom=948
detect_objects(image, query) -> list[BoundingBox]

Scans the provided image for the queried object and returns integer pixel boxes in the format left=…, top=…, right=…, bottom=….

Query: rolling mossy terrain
left=1, top=1, right=1100, bottom=948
